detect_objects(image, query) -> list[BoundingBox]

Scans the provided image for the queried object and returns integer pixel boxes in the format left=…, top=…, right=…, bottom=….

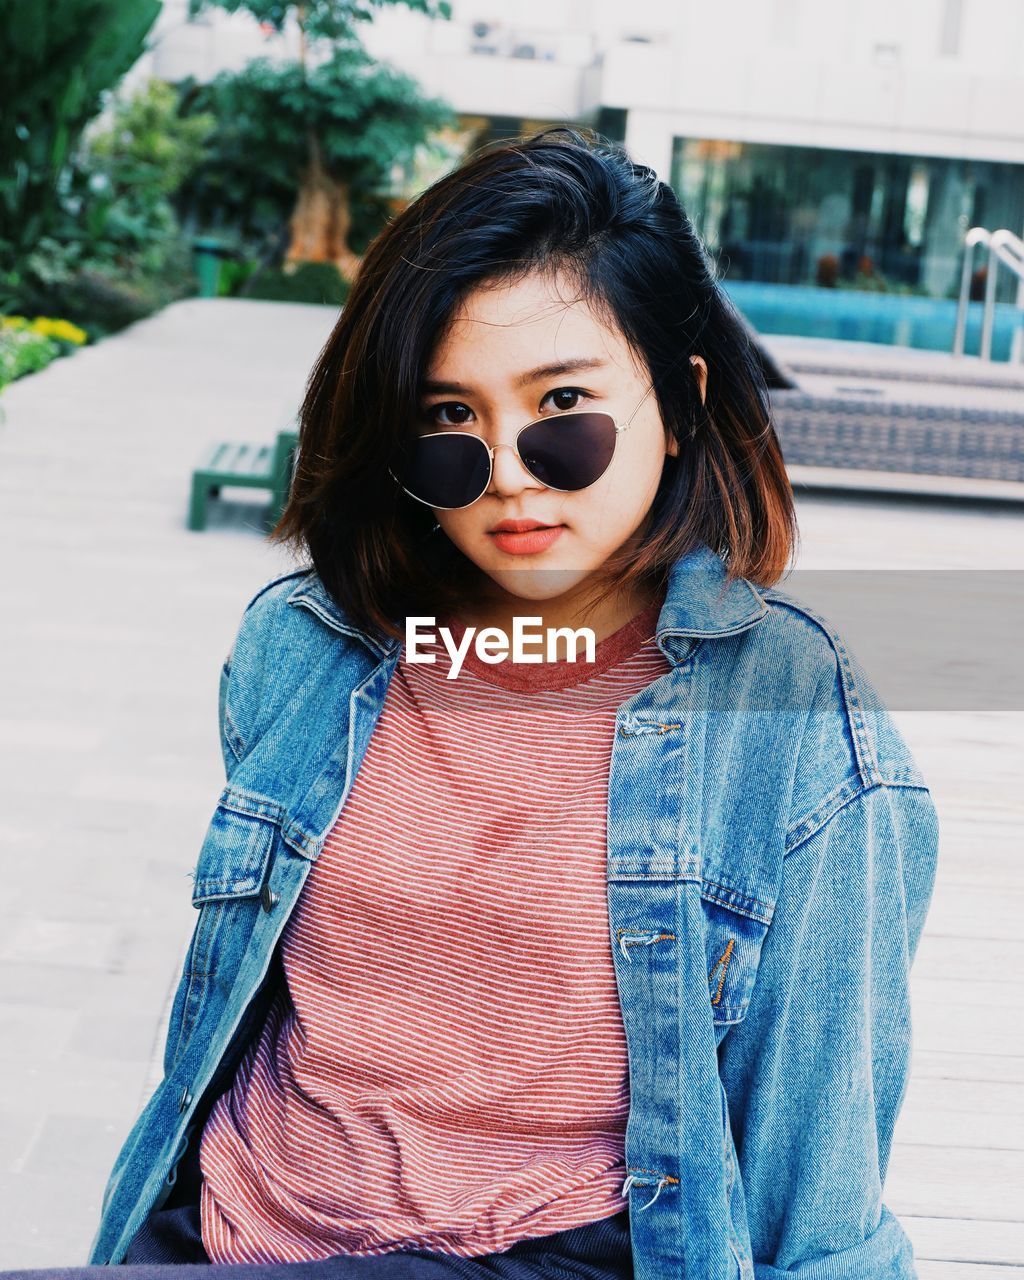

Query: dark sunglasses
left=388, top=383, right=658, bottom=511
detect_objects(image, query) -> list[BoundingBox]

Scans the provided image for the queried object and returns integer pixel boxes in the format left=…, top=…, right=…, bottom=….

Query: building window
left=670, top=135, right=1024, bottom=300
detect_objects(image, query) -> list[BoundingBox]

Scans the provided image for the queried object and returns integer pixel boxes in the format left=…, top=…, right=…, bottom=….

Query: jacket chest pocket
left=191, top=803, right=278, bottom=905
left=701, top=890, right=773, bottom=1026
left=188, top=804, right=279, bottom=978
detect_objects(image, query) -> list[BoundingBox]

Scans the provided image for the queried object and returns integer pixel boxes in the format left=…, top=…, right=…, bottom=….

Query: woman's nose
left=487, top=441, right=541, bottom=494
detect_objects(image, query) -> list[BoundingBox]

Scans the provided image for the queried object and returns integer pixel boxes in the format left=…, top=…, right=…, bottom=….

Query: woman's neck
left=449, top=577, right=663, bottom=661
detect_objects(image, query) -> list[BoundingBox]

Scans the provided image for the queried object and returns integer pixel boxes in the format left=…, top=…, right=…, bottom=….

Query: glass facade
left=670, top=137, right=1024, bottom=302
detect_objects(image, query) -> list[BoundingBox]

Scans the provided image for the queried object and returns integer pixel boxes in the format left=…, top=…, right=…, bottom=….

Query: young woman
left=9, top=127, right=938, bottom=1280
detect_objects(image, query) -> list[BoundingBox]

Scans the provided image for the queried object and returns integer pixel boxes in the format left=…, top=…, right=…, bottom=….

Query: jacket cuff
left=753, top=1205, right=917, bottom=1280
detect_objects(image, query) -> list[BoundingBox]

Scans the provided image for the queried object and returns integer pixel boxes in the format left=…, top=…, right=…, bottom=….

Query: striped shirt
left=198, top=591, right=671, bottom=1263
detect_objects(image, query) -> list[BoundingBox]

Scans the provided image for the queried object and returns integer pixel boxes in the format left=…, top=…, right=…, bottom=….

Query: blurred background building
left=3, top=0, right=1021, bottom=485
left=138, top=0, right=1024, bottom=310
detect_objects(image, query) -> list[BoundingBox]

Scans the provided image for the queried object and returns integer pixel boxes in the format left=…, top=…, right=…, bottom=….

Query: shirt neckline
left=428, top=591, right=666, bottom=692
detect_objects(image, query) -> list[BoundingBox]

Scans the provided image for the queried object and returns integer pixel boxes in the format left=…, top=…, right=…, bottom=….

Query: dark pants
left=115, top=1201, right=633, bottom=1277
left=3, top=1134, right=633, bottom=1279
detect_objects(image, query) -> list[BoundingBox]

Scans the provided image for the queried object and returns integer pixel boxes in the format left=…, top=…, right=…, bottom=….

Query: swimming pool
left=721, top=280, right=1021, bottom=362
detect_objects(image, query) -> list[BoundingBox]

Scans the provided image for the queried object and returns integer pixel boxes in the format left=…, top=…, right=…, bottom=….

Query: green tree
left=184, top=0, right=456, bottom=279
left=82, top=79, right=216, bottom=273
left=11, top=80, right=217, bottom=337
left=188, top=0, right=451, bottom=52
left=0, top=0, right=162, bottom=267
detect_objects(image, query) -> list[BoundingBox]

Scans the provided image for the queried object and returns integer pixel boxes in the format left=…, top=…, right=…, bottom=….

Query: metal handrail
left=952, top=227, right=990, bottom=358
left=981, top=229, right=1024, bottom=362
left=955, top=225, right=1024, bottom=362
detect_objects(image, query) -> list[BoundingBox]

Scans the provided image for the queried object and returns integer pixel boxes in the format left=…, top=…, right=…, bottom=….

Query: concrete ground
left=0, top=299, right=1022, bottom=1275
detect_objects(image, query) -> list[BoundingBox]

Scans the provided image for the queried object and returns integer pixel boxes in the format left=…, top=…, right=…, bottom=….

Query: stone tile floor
left=0, top=300, right=1021, bottom=1276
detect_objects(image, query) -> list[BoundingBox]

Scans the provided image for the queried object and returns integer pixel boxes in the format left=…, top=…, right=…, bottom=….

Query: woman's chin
left=479, top=561, right=598, bottom=603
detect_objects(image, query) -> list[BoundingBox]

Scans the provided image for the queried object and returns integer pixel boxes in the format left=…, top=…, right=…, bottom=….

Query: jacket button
left=261, top=884, right=280, bottom=913
left=178, top=1086, right=192, bottom=1113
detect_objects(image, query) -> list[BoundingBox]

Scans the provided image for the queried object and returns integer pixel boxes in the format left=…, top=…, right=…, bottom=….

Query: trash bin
left=192, top=237, right=233, bottom=298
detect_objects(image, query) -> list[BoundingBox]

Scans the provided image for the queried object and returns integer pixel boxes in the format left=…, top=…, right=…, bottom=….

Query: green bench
left=188, top=427, right=298, bottom=532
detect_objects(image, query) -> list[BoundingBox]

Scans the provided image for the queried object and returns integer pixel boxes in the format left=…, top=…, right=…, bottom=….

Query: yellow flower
left=30, top=317, right=88, bottom=345
left=1, top=315, right=29, bottom=331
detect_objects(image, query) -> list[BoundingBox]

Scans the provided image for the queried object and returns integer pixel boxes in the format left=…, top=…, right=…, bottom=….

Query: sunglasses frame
left=388, top=380, right=660, bottom=511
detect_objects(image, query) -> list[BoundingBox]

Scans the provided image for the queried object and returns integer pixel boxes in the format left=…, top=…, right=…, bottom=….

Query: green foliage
left=187, top=0, right=452, bottom=44
left=88, top=78, right=217, bottom=199
left=0, top=0, right=455, bottom=341
left=0, top=315, right=87, bottom=391
left=10, top=247, right=197, bottom=338
left=243, top=261, right=352, bottom=304
left=0, top=5, right=188, bottom=338
left=178, top=0, right=457, bottom=259
left=77, top=79, right=216, bottom=274
left=0, top=0, right=162, bottom=261
left=0, top=327, right=60, bottom=390
left=2, top=79, right=215, bottom=338
left=216, top=257, right=261, bottom=296
left=176, top=45, right=457, bottom=245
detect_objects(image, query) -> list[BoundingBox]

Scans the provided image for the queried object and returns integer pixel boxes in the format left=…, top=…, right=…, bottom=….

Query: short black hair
left=274, top=126, right=797, bottom=643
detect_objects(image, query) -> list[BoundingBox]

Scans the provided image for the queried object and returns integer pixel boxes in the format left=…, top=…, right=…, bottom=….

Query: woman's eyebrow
left=420, top=357, right=609, bottom=395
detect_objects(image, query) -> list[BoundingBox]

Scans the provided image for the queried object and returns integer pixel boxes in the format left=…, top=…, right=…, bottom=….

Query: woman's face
left=419, top=268, right=707, bottom=612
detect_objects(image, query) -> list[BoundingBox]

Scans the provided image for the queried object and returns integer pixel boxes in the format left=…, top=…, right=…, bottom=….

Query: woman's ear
left=690, top=354, right=708, bottom=406
left=665, top=355, right=708, bottom=459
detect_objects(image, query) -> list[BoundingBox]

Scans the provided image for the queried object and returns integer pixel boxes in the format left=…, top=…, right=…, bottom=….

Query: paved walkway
left=0, top=299, right=1022, bottom=1275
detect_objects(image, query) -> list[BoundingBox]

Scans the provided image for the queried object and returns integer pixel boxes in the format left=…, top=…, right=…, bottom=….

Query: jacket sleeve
left=216, top=590, right=270, bottom=780
left=215, top=574, right=294, bottom=779
left=716, top=779, right=939, bottom=1279
left=218, top=648, right=243, bottom=780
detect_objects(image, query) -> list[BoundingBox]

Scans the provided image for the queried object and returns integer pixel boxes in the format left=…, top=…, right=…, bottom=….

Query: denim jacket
left=89, top=541, right=939, bottom=1278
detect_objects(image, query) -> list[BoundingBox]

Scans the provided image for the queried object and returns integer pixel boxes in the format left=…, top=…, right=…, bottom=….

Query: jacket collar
left=287, top=541, right=768, bottom=665
left=659, top=541, right=768, bottom=637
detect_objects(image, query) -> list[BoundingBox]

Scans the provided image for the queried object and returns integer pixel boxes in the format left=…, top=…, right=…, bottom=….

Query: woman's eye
left=423, top=401, right=473, bottom=428
left=420, top=387, right=590, bottom=428
left=543, top=387, right=588, bottom=413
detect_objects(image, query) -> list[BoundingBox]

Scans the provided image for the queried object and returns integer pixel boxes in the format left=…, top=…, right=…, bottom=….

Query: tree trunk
left=285, top=136, right=363, bottom=283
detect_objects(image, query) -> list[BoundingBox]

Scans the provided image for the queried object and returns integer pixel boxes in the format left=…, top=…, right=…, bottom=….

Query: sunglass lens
left=399, top=433, right=490, bottom=509
left=518, top=413, right=617, bottom=490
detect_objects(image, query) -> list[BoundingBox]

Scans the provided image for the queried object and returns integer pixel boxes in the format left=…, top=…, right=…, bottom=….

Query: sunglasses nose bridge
left=485, top=437, right=538, bottom=489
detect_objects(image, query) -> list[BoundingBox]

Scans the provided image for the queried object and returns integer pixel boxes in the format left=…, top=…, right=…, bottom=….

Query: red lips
left=490, top=518, right=556, bottom=533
